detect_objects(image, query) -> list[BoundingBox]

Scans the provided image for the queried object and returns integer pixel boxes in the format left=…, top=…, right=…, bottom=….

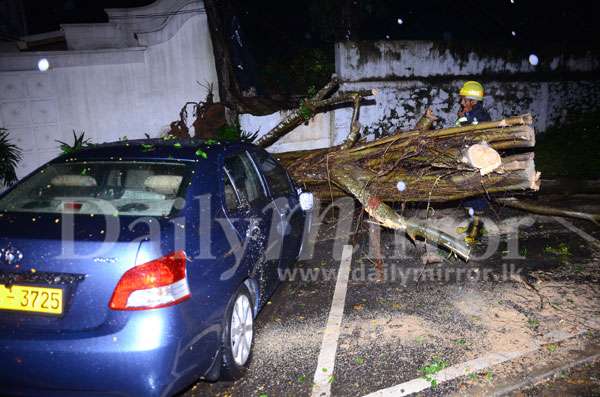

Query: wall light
left=37, top=58, right=50, bottom=72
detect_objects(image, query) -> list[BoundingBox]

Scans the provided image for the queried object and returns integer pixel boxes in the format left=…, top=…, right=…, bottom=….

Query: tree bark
left=275, top=117, right=538, bottom=203
left=255, top=78, right=374, bottom=148
left=203, top=0, right=293, bottom=115
left=495, top=197, right=600, bottom=225
left=266, top=113, right=538, bottom=259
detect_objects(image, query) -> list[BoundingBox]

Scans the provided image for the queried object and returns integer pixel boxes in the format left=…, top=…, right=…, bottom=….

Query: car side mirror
left=299, top=192, right=314, bottom=212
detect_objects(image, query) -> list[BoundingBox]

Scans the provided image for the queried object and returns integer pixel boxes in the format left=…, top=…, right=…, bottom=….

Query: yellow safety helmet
left=459, top=81, right=484, bottom=101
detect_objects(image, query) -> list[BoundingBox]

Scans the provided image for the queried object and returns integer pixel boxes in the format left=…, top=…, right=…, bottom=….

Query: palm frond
left=240, top=129, right=259, bottom=143
left=56, top=130, right=91, bottom=154
left=216, top=123, right=259, bottom=143
left=0, top=128, right=22, bottom=186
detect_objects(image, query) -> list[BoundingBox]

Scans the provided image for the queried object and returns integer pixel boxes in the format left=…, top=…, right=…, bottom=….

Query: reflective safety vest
left=455, top=103, right=491, bottom=126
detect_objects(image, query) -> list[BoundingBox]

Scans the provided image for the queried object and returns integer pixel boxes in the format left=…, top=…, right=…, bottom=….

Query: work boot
left=464, top=215, right=484, bottom=245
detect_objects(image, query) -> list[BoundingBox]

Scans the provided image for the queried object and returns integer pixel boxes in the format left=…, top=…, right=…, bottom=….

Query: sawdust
left=254, top=321, right=323, bottom=358
left=517, top=281, right=600, bottom=331
left=340, top=314, right=440, bottom=345
left=454, top=290, right=534, bottom=353
left=454, top=277, right=599, bottom=358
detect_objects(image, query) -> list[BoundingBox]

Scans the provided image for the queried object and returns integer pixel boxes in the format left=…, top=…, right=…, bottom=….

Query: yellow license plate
left=0, top=284, right=63, bottom=315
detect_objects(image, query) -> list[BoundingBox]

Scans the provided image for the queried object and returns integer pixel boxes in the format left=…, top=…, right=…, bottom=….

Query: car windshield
left=0, top=161, right=192, bottom=217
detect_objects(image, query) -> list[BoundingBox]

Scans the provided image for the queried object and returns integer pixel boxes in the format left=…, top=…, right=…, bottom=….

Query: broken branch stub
left=340, top=93, right=362, bottom=150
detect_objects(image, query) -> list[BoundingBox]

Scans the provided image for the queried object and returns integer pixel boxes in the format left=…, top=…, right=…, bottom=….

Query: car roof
left=51, top=138, right=255, bottom=163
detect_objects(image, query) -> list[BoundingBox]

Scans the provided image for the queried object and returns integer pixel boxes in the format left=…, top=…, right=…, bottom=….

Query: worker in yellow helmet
left=415, top=81, right=491, bottom=130
left=456, top=81, right=491, bottom=126
left=457, top=81, right=491, bottom=243
left=414, top=81, right=493, bottom=251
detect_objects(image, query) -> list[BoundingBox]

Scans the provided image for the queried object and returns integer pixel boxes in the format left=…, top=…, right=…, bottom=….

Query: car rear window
left=0, top=161, right=192, bottom=217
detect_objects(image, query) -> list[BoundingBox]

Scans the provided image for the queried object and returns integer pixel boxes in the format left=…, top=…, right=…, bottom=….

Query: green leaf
left=419, top=357, right=448, bottom=388
left=195, top=149, right=208, bottom=159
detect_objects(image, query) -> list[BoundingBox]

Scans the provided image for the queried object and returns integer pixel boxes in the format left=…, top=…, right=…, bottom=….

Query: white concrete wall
left=331, top=41, right=600, bottom=143
left=0, top=0, right=217, bottom=179
left=243, top=40, right=600, bottom=153
left=240, top=112, right=333, bottom=153
left=335, top=41, right=600, bottom=80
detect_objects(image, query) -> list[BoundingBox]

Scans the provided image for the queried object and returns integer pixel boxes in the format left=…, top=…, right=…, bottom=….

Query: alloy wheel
left=230, top=294, right=253, bottom=366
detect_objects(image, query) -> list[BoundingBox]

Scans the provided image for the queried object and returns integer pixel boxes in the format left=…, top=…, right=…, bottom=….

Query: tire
left=220, top=284, right=254, bottom=380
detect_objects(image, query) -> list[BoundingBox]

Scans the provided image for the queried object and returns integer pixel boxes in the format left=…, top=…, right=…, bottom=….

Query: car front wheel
left=221, top=285, right=254, bottom=379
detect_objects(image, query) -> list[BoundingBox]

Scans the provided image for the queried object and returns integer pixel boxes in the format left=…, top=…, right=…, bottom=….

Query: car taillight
left=109, top=251, right=190, bottom=310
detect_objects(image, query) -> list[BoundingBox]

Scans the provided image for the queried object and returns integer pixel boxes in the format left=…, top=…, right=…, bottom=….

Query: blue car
left=0, top=139, right=309, bottom=396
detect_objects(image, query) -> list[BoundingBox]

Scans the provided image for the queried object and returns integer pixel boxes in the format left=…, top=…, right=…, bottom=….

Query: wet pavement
left=184, top=194, right=600, bottom=397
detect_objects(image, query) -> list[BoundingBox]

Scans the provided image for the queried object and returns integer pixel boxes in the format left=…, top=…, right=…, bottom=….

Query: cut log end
left=464, top=143, right=502, bottom=175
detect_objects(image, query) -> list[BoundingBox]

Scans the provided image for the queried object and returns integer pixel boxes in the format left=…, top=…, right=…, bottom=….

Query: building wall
left=331, top=41, right=600, bottom=143
left=0, top=0, right=217, bottom=180
left=243, top=40, right=600, bottom=153
left=240, top=112, right=333, bottom=153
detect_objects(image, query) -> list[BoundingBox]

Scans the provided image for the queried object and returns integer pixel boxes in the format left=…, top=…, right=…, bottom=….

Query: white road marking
left=553, top=217, right=600, bottom=249
left=311, top=244, right=354, bottom=397
left=491, top=351, right=600, bottom=396
left=362, top=330, right=583, bottom=397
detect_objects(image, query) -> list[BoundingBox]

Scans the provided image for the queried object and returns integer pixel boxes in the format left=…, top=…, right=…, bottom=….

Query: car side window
left=222, top=171, right=239, bottom=213
left=223, top=152, right=266, bottom=211
left=252, top=149, right=294, bottom=197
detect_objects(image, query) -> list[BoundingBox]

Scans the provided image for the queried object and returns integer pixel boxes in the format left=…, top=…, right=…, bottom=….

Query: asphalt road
left=185, top=194, right=600, bottom=397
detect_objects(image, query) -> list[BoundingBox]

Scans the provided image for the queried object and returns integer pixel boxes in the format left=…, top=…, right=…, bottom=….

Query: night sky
left=21, top=0, right=600, bottom=43
left=13, top=0, right=600, bottom=94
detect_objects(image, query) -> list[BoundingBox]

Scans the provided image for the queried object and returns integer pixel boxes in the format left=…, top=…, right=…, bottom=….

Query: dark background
left=5, top=0, right=600, bottom=94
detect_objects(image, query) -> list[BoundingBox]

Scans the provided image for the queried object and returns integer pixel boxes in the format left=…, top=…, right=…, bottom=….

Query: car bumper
left=0, top=307, right=221, bottom=397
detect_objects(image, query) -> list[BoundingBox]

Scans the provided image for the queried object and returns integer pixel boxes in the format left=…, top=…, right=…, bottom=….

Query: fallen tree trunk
left=262, top=114, right=540, bottom=259
left=273, top=116, right=539, bottom=203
